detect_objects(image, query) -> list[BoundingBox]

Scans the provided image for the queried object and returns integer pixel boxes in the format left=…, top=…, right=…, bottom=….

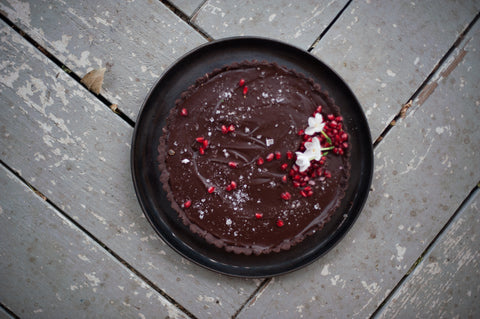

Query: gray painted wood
left=0, top=307, right=15, bottom=319
left=192, top=0, right=349, bottom=49
left=0, top=0, right=206, bottom=120
left=0, top=165, right=188, bottom=319
left=375, top=189, right=480, bottom=319
left=237, top=17, right=480, bottom=319
left=311, top=0, right=480, bottom=139
left=170, top=0, right=204, bottom=17
left=0, top=20, right=258, bottom=318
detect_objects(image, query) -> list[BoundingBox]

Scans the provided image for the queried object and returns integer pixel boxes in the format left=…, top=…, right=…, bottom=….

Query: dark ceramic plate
left=131, top=37, right=373, bottom=278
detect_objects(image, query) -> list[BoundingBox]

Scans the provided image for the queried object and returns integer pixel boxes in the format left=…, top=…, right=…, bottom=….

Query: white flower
left=304, top=113, right=325, bottom=136
left=295, top=137, right=323, bottom=172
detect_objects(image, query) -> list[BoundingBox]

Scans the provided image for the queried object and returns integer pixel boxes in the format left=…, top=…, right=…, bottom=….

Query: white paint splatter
left=320, top=264, right=330, bottom=276
left=268, top=13, right=276, bottom=22
left=386, top=69, right=396, bottom=77
left=395, top=243, right=406, bottom=262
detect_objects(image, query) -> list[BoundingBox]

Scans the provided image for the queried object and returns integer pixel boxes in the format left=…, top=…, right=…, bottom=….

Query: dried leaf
left=399, top=100, right=413, bottom=119
left=110, top=104, right=118, bottom=113
left=81, top=67, right=106, bottom=94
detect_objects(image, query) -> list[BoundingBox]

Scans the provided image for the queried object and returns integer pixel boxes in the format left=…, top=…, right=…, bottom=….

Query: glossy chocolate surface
left=158, top=61, right=349, bottom=255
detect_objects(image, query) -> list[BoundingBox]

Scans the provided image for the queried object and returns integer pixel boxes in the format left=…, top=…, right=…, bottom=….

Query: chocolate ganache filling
left=158, top=61, right=350, bottom=255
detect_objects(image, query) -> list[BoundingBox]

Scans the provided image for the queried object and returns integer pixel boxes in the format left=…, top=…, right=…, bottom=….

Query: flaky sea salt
left=266, top=138, right=274, bottom=146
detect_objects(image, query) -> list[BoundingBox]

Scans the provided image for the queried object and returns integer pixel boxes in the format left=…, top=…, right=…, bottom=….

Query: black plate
left=131, top=37, right=373, bottom=278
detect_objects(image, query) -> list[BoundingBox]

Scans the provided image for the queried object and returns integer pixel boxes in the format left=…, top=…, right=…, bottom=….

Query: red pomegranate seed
left=183, top=200, right=192, bottom=208
left=202, top=139, right=209, bottom=148
left=293, top=181, right=301, bottom=188
left=276, top=219, right=284, bottom=227
left=230, top=181, right=237, bottom=189
left=307, top=189, right=314, bottom=196
left=225, top=185, right=232, bottom=191
left=243, top=86, right=249, bottom=95
left=300, top=190, right=308, bottom=197
left=316, top=105, right=323, bottom=113
left=228, top=161, right=238, bottom=168
left=281, top=163, right=288, bottom=170
left=196, top=136, right=205, bottom=143
left=336, top=116, right=343, bottom=122
left=341, top=133, right=348, bottom=141
left=255, top=213, right=263, bottom=219
left=199, top=147, right=205, bottom=155
left=286, top=151, right=294, bottom=160
left=281, top=192, right=291, bottom=200
left=266, top=153, right=274, bottom=161
left=221, top=125, right=228, bottom=134
left=257, top=157, right=264, bottom=165
left=228, top=124, right=235, bottom=132
left=327, top=114, right=335, bottom=120
left=342, top=142, right=349, bottom=149
left=275, top=151, right=281, bottom=159
left=180, top=108, right=188, bottom=116
left=324, top=170, right=332, bottom=178
left=207, top=186, right=215, bottom=193
left=297, top=129, right=304, bottom=136
left=239, top=79, right=245, bottom=86
left=282, top=175, right=287, bottom=183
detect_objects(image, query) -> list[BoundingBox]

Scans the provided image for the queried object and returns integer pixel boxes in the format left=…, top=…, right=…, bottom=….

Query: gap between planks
left=160, top=0, right=213, bottom=40
left=0, top=12, right=135, bottom=128
left=369, top=183, right=480, bottom=319
left=373, top=11, right=480, bottom=148
left=0, top=160, right=199, bottom=319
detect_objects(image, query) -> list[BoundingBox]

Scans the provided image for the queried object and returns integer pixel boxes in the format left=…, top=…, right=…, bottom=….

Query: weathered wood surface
left=1, top=0, right=480, bottom=318
left=0, top=21, right=258, bottom=318
left=170, top=0, right=204, bottom=17
left=0, top=307, right=14, bottom=319
left=0, top=165, right=188, bottom=319
left=311, top=0, right=480, bottom=139
left=191, top=0, right=349, bottom=49
left=0, top=0, right=206, bottom=120
left=236, top=16, right=480, bottom=319
left=375, top=189, right=480, bottom=319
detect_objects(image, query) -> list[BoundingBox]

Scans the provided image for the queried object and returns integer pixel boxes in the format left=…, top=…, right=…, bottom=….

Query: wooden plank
left=0, top=166, right=188, bottom=318
left=191, top=0, right=349, bottom=49
left=311, top=0, right=480, bottom=139
left=375, top=189, right=480, bottom=318
left=0, top=0, right=206, bottom=120
left=0, top=21, right=258, bottom=318
left=0, top=307, right=15, bottom=319
left=236, top=17, right=480, bottom=319
left=170, top=0, right=204, bottom=17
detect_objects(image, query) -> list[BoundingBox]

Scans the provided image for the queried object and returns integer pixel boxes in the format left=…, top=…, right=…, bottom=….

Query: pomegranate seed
left=202, top=139, right=209, bottom=148
left=255, top=213, right=263, bottom=219
left=183, top=200, right=192, bottom=208
left=286, top=151, right=294, bottom=160
left=266, top=153, right=274, bottom=161
left=228, top=124, right=235, bottom=132
left=225, top=185, right=232, bottom=191
left=327, top=114, right=335, bottom=120
left=293, top=181, right=301, bottom=188
left=257, top=157, right=264, bottom=165
left=196, top=136, right=205, bottom=143
left=281, top=192, right=291, bottom=200
left=230, top=181, right=237, bottom=189
left=336, top=116, right=343, bottom=122
left=316, top=105, right=323, bottom=113
left=221, top=125, right=228, bottom=134
left=324, top=170, right=332, bottom=178
left=207, top=186, right=215, bottom=193
left=228, top=161, right=238, bottom=168
left=282, top=175, right=287, bottom=183
left=239, top=79, right=245, bottom=86
left=304, top=186, right=312, bottom=192
left=337, top=148, right=344, bottom=155
left=199, top=147, right=205, bottom=155
left=276, top=219, right=284, bottom=227
left=307, top=190, right=314, bottom=196
left=275, top=151, right=281, bottom=159
left=180, top=108, right=188, bottom=116
left=342, top=142, right=349, bottom=149
left=281, top=163, right=288, bottom=170
left=243, top=86, right=249, bottom=95
left=298, top=129, right=304, bottom=135
left=330, top=120, right=338, bottom=128
left=300, top=190, right=308, bottom=197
